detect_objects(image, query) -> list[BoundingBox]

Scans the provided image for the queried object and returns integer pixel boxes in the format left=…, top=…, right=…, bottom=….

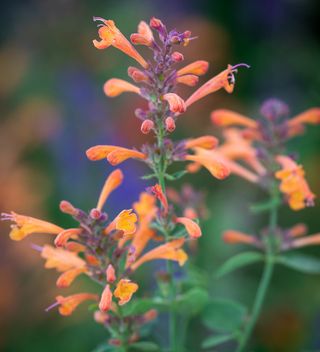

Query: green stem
left=236, top=195, right=278, bottom=352
left=155, top=128, right=178, bottom=352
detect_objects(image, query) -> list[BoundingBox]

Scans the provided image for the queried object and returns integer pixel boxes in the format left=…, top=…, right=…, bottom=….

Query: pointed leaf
left=215, top=252, right=264, bottom=278
left=277, top=253, right=320, bottom=274
left=202, top=334, right=235, bottom=349
left=202, top=298, right=247, bottom=333
left=175, top=287, right=209, bottom=316
left=129, top=342, right=160, bottom=351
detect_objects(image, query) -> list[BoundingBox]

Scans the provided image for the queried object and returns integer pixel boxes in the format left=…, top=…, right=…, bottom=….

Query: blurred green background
left=1, top=0, right=320, bottom=351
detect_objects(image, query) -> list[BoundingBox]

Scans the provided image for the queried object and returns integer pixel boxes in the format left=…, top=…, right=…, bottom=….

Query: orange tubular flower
left=223, top=230, right=257, bottom=245
left=151, top=184, right=169, bottom=214
left=130, top=238, right=188, bottom=271
left=99, top=284, right=113, bottom=312
left=177, top=60, right=209, bottom=76
left=93, top=18, right=148, bottom=68
left=130, top=21, right=154, bottom=46
left=185, top=148, right=230, bottom=180
left=103, top=78, right=140, bottom=97
left=176, top=217, right=202, bottom=239
left=86, top=145, right=146, bottom=164
left=56, top=267, right=87, bottom=288
left=41, top=245, right=86, bottom=272
left=1, top=212, right=63, bottom=241
left=54, top=228, right=82, bottom=247
left=114, top=279, right=139, bottom=305
left=176, top=74, right=199, bottom=87
left=128, top=66, right=149, bottom=83
left=55, top=293, right=99, bottom=316
left=185, top=64, right=250, bottom=108
left=96, top=169, right=124, bottom=211
left=287, top=223, right=308, bottom=238
left=59, top=200, right=79, bottom=216
left=291, top=233, right=320, bottom=249
left=211, top=109, right=258, bottom=129
left=184, top=136, right=219, bottom=150
left=287, top=108, right=320, bottom=129
left=163, top=93, right=186, bottom=113
left=275, top=155, right=315, bottom=211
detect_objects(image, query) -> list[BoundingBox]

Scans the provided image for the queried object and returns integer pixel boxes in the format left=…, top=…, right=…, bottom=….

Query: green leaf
left=202, top=334, right=235, bottom=349
left=277, top=253, right=320, bottom=274
left=141, top=174, right=156, bottom=180
left=129, top=342, right=160, bottom=351
left=202, top=298, right=247, bottom=333
left=88, top=303, right=99, bottom=312
left=175, top=287, right=209, bottom=316
left=123, top=297, right=167, bottom=317
left=215, top=252, right=264, bottom=278
left=250, top=198, right=281, bottom=213
left=164, top=170, right=188, bottom=181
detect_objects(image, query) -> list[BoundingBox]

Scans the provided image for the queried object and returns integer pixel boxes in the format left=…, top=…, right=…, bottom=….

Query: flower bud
left=140, top=119, right=154, bottom=134
left=90, top=208, right=101, bottom=220
left=171, top=51, right=184, bottom=62
left=106, top=264, right=116, bottom=283
left=165, top=116, right=176, bottom=132
left=128, top=66, right=149, bottom=83
left=150, top=17, right=163, bottom=30
left=59, top=200, right=78, bottom=216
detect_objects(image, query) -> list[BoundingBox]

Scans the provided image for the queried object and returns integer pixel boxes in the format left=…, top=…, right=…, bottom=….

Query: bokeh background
left=1, top=0, right=320, bottom=351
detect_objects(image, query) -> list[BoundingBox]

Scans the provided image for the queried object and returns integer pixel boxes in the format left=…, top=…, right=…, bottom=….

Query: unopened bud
left=165, top=116, right=176, bottom=132
left=59, top=200, right=78, bottom=216
left=150, top=17, right=163, bottom=30
left=171, top=51, right=184, bottom=62
left=90, top=208, right=101, bottom=220
left=141, top=119, right=154, bottom=134
left=128, top=66, right=148, bottom=83
left=106, top=264, right=116, bottom=283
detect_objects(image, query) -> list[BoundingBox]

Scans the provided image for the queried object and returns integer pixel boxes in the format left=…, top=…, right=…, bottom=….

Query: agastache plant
left=206, top=99, right=320, bottom=351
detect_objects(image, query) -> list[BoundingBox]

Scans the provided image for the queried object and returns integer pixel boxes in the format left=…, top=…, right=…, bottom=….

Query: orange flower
left=86, top=145, right=146, bottom=164
left=176, top=74, right=199, bottom=87
left=130, top=238, right=188, bottom=271
left=96, top=169, right=124, bottom=211
left=184, top=136, right=218, bottom=150
left=275, top=155, right=315, bottom=211
left=185, top=64, right=249, bottom=108
left=128, top=66, right=149, bottom=83
left=1, top=212, right=63, bottom=241
left=54, top=228, right=82, bottom=247
left=177, top=60, right=209, bottom=76
left=106, top=209, right=137, bottom=236
left=176, top=217, right=202, bottom=239
left=163, top=93, right=186, bottom=113
left=103, top=78, right=140, bottom=97
left=223, top=230, right=257, bottom=245
left=133, top=192, right=157, bottom=219
left=211, top=109, right=258, bottom=129
left=291, top=233, right=320, bottom=249
left=287, top=108, right=320, bottom=129
left=140, top=119, right=155, bottom=134
left=186, top=64, right=249, bottom=108
left=99, top=284, right=113, bottom=312
left=130, top=21, right=154, bottom=46
left=185, top=148, right=230, bottom=180
left=93, top=18, right=148, bottom=68
left=114, top=279, right=138, bottom=305
left=41, top=245, right=86, bottom=272
left=165, top=117, right=176, bottom=132
left=56, top=267, right=87, bottom=288
left=55, top=293, right=98, bottom=316
left=151, top=184, right=168, bottom=214
left=106, top=264, right=116, bottom=283
left=287, top=223, right=308, bottom=238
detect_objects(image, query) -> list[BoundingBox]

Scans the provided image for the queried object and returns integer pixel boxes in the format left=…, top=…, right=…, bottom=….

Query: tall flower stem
left=154, top=127, right=178, bottom=352
left=236, top=191, right=278, bottom=352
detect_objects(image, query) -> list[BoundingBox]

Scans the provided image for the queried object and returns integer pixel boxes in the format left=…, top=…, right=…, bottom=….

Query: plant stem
left=236, top=195, right=278, bottom=352
left=155, top=130, right=178, bottom=352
